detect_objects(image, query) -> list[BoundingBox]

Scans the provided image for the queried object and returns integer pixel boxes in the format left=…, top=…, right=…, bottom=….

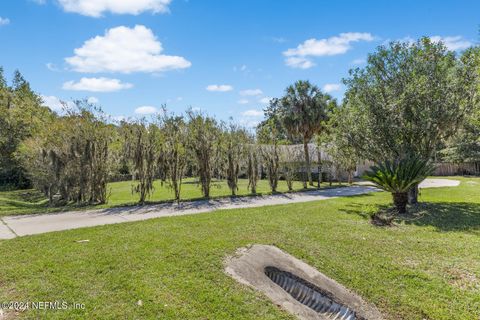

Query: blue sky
left=0, top=0, right=478, bottom=127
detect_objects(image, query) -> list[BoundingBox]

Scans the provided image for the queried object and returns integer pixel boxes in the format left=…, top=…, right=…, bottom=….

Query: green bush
left=363, top=157, right=434, bottom=214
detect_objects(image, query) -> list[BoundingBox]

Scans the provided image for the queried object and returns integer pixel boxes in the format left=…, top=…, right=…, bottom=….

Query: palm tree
left=362, top=157, right=434, bottom=214
left=279, top=80, right=334, bottom=187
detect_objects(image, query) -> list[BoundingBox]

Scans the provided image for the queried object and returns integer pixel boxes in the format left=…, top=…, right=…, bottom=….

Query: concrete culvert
left=225, top=245, right=383, bottom=320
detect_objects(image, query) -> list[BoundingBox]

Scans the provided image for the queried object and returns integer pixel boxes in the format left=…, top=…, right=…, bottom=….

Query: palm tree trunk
left=317, top=148, right=322, bottom=188
left=303, top=138, right=313, bottom=187
left=408, top=184, right=419, bottom=204
left=392, top=192, right=408, bottom=214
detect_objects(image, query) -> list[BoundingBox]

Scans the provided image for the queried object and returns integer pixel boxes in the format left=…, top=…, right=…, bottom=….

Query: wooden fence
left=434, top=162, right=480, bottom=176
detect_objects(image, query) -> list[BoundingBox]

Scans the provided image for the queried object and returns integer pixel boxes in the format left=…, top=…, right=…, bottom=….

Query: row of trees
left=13, top=102, right=319, bottom=205
left=19, top=107, right=112, bottom=204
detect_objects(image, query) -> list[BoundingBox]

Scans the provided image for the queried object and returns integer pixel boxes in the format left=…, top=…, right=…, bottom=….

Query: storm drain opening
left=225, top=245, right=383, bottom=320
left=265, top=266, right=358, bottom=320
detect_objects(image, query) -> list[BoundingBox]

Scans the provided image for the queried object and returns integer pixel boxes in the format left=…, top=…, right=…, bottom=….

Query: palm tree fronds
left=362, top=157, right=435, bottom=193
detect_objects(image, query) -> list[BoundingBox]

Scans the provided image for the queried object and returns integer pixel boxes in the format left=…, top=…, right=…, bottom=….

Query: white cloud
left=240, top=89, right=263, bottom=96
left=285, top=57, right=316, bottom=69
left=206, top=84, right=233, bottom=92
left=259, top=97, right=272, bottom=104
left=0, top=17, right=10, bottom=26
left=233, top=64, right=250, bottom=75
left=322, top=83, right=341, bottom=93
left=113, top=115, right=126, bottom=122
left=285, top=32, right=374, bottom=57
left=351, top=58, right=366, bottom=65
left=284, top=32, right=374, bottom=69
left=46, top=63, right=61, bottom=72
left=41, top=95, right=75, bottom=112
left=272, top=37, right=287, bottom=43
left=388, top=35, right=471, bottom=51
left=66, top=25, right=191, bottom=73
left=431, top=36, right=472, bottom=51
left=63, top=77, right=133, bottom=92
left=242, top=109, right=263, bottom=117
left=397, top=36, right=415, bottom=45
left=234, top=64, right=247, bottom=71
left=237, top=99, right=249, bottom=104
left=238, top=118, right=260, bottom=128
left=135, top=106, right=157, bottom=115
left=87, top=96, right=99, bottom=104
left=58, top=0, right=171, bottom=17
left=383, top=36, right=414, bottom=46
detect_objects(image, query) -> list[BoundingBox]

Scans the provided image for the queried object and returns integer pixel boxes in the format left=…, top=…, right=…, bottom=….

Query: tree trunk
left=392, top=192, right=408, bottom=214
left=408, top=184, right=419, bottom=204
left=302, top=172, right=308, bottom=189
left=287, top=178, right=293, bottom=191
left=317, top=148, right=322, bottom=189
left=317, top=166, right=322, bottom=189
left=48, top=186, right=53, bottom=205
left=173, top=180, right=180, bottom=202
left=303, top=138, right=312, bottom=187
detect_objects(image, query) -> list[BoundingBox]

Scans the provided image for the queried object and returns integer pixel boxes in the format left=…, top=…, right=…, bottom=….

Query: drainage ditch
left=265, top=266, right=359, bottom=320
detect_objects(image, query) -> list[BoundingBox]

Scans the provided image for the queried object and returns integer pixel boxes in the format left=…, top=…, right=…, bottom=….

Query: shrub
left=363, top=157, right=434, bottom=214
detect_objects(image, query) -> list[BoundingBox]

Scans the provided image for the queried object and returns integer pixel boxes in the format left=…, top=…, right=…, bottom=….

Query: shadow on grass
left=0, top=198, right=49, bottom=208
left=0, top=189, right=47, bottom=203
left=338, top=194, right=379, bottom=220
left=97, top=185, right=366, bottom=216
left=2, top=184, right=373, bottom=219
left=399, top=202, right=480, bottom=234
left=341, top=200, right=480, bottom=234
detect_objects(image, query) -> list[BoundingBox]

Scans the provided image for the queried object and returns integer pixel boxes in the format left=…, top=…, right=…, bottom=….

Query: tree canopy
left=440, top=46, right=480, bottom=163
left=341, top=38, right=478, bottom=162
left=0, top=69, right=53, bottom=188
left=275, top=80, right=336, bottom=186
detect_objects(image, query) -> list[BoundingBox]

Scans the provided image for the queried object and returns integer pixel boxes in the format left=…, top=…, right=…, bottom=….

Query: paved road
left=0, top=178, right=459, bottom=239
left=0, top=186, right=378, bottom=239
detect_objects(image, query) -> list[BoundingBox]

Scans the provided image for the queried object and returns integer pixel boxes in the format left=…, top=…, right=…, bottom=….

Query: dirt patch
left=444, top=267, right=480, bottom=291
left=0, top=309, right=20, bottom=320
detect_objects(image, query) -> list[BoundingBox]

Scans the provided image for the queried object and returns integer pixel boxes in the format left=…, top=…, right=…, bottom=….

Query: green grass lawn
left=0, top=178, right=331, bottom=217
left=0, top=177, right=479, bottom=319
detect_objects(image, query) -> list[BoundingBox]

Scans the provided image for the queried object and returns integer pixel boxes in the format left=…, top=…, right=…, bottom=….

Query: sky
left=0, top=0, right=478, bottom=127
